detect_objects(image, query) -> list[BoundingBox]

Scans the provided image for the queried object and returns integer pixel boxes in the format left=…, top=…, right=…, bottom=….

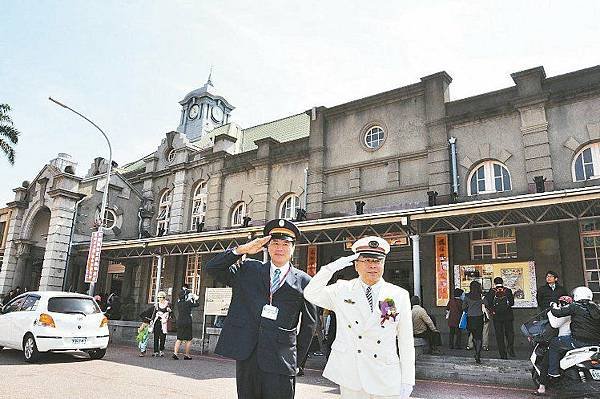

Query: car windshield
left=47, top=297, right=100, bottom=315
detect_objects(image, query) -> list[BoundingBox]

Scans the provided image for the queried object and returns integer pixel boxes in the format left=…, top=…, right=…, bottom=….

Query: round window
left=364, top=126, right=385, bottom=149
left=102, top=209, right=117, bottom=229
left=167, top=148, right=176, bottom=163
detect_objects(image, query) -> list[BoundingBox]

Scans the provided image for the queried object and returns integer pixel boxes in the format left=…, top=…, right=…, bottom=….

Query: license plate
left=590, top=369, right=600, bottom=380
left=72, top=338, right=87, bottom=345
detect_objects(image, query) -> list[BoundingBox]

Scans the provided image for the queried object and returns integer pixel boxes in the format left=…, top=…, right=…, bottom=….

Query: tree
left=0, top=104, right=20, bottom=165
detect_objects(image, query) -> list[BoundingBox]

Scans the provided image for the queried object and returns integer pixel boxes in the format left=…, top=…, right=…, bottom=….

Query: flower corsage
left=379, top=297, right=398, bottom=325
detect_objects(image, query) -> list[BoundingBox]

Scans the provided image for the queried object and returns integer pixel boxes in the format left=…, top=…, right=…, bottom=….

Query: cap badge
left=369, top=240, right=379, bottom=248
left=278, top=220, right=285, bottom=227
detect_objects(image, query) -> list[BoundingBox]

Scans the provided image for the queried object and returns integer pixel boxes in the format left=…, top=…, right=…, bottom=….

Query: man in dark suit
left=536, top=270, right=568, bottom=311
left=206, top=219, right=317, bottom=399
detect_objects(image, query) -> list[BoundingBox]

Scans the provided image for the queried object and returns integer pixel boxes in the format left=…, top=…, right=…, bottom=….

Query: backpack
left=492, top=287, right=511, bottom=314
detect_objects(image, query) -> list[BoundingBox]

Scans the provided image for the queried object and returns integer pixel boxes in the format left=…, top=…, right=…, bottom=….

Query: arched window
left=166, top=148, right=176, bottom=164
left=364, top=126, right=385, bottom=149
left=190, top=181, right=208, bottom=232
left=573, top=143, right=600, bottom=182
left=157, top=189, right=172, bottom=234
left=102, top=209, right=117, bottom=229
left=468, top=161, right=512, bottom=196
left=279, top=194, right=301, bottom=220
left=231, top=202, right=246, bottom=227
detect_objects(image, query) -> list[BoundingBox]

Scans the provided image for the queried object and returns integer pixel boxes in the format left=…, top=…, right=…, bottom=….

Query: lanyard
left=269, top=266, right=292, bottom=305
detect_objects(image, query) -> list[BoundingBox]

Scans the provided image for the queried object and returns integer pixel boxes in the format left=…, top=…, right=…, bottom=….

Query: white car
left=0, top=291, right=109, bottom=362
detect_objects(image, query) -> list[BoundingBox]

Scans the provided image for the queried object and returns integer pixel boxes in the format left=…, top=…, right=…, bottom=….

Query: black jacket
left=206, top=250, right=317, bottom=376
left=537, top=283, right=568, bottom=310
left=484, top=286, right=514, bottom=321
left=551, top=301, right=600, bottom=343
left=176, top=296, right=199, bottom=326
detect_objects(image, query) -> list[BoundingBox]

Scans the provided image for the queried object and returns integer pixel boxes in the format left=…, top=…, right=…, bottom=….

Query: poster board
left=435, top=234, right=450, bottom=306
left=203, top=287, right=233, bottom=316
left=453, top=261, right=538, bottom=308
left=307, top=245, right=317, bottom=276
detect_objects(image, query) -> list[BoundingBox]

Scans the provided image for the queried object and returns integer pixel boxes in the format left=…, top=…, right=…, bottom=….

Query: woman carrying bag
left=463, top=281, right=485, bottom=364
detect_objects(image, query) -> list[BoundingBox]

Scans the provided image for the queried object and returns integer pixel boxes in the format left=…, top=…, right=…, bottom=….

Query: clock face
left=189, top=104, right=200, bottom=119
left=211, top=106, right=224, bottom=122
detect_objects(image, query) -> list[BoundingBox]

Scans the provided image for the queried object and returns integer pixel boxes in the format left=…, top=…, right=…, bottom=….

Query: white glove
left=399, top=384, right=413, bottom=398
left=324, top=253, right=359, bottom=272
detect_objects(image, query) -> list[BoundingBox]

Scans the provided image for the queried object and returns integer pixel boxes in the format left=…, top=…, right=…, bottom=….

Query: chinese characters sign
left=85, top=230, right=104, bottom=283
left=435, top=234, right=450, bottom=306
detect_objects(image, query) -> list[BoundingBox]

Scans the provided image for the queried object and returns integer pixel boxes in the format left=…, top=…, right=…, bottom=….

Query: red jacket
left=446, top=297, right=463, bottom=328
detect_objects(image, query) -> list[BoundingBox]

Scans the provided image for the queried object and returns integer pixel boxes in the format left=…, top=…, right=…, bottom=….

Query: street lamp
left=49, top=97, right=112, bottom=296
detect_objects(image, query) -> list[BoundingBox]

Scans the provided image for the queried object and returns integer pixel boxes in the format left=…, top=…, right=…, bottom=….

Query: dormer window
left=468, top=160, right=512, bottom=196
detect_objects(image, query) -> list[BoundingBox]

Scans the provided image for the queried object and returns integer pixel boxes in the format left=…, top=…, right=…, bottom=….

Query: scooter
left=524, top=317, right=600, bottom=398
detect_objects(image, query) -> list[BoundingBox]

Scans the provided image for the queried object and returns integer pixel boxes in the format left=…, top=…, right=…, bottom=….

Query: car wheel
left=23, top=334, right=40, bottom=363
left=87, top=348, right=106, bottom=360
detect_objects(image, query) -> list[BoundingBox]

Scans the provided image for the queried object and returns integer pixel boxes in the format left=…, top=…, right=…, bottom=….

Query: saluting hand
left=235, top=235, right=271, bottom=255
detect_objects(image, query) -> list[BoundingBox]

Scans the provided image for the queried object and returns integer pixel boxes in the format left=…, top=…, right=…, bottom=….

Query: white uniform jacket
left=304, top=268, right=415, bottom=396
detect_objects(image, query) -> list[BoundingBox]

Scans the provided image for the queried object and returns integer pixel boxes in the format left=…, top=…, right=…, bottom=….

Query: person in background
left=173, top=284, right=200, bottom=360
left=412, top=295, right=441, bottom=355
left=151, top=291, right=172, bottom=357
left=536, top=271, right=567, bottom=312
left=446, top=288, right=464, bottom=349
left=532, top=295, right=573, bottom=396
left=463, top=280, right=485, bottom=364
left=485, top=277, right=515, bottom=359
left=2, top=289, right=15, bottom=306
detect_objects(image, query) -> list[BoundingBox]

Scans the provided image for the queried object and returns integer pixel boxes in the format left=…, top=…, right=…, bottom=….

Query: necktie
left=366, top=286, right=373, bottom=312
left=271, top=269, right=281, bottom=294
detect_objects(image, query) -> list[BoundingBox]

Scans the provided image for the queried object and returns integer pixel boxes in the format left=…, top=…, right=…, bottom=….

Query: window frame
left=572, top=143, right=600, bottom=182
left=580, top=219, right=600, bottom=298
left=470, top=227, right=517, bottom=261
left=166, top=148, right=176, bottom=164
left=231, top=202, right=246, bottom=227
left=279, top=194, right=301, bottom=220
left=363, top=126, right=385, bottom=150
left=186, top=255, right=202, bottom=296
left=148, top=256, right=167, bottom=304
left=467, top=160, right=512, bottom=196
left=157, top=189, right=172, bottom=235
left=190, top=181, right=208, bottom=232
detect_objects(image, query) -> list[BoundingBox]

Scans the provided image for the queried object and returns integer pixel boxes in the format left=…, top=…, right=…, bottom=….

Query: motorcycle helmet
left=558, top=295, right=573, bottom=306
left=572, top=286, right=594, bottom=302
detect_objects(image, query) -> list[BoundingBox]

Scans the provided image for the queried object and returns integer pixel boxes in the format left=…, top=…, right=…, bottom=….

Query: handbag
left=458, top=310, right=468, bottom=330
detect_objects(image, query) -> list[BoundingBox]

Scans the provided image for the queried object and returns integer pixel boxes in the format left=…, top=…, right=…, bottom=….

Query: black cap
left=263, top=219, right=301, bottom=242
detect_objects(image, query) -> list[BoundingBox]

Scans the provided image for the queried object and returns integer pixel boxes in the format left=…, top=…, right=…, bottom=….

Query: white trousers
left=340, top=386, right=407, bottom=399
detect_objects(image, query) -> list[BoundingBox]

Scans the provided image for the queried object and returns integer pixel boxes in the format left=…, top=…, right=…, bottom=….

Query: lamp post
left=49, top=97, right=112, bottom=296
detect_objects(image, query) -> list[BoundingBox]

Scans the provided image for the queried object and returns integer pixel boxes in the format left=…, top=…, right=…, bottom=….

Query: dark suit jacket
left=206, top=249, right=317, bottom=376
left=536, top=283, right=568, bottom=311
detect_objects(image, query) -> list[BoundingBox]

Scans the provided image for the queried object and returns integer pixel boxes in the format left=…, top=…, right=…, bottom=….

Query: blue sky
left=1, top=1, right=599, bottom=206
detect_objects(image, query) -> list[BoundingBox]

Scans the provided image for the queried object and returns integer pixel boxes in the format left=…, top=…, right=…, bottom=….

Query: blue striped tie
left=271, top=269, right=281, bottom=294
left=366, top=286, right=373, bottom=312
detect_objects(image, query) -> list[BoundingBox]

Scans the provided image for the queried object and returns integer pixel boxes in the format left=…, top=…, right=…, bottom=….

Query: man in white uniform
left=304, top=236, right=415, bottom=399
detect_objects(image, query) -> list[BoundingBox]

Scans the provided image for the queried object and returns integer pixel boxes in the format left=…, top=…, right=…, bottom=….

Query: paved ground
left=0, top=345, right=537, bottom=399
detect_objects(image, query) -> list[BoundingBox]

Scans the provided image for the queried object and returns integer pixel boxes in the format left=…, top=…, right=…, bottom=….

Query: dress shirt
left=359, top=278, right=384, bottom=313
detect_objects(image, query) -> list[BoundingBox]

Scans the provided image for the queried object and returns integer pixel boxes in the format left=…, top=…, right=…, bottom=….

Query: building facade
left=2, top=66, right=600, bottom=351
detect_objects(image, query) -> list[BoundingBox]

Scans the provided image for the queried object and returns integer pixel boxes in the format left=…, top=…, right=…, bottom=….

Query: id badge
left=261, top=304, right=279, bottom=320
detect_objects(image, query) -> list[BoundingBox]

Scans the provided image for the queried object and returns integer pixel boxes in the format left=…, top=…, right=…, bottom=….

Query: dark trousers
left=415, top=328, right=441, bottom=349
left=449, top=327, right=462, bottom=348
left=493, top=319, right=514, bottom=358
left=236, top=348, right=295, bottom=399
left=153, top=323, right=166, bottom=353
left=548, top=336, right=589, bottom=376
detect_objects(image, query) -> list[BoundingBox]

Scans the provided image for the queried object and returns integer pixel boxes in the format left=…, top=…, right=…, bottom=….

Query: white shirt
left=359, top=278, right=384, bottom=313
left=270, top=261, right=291, bottom=288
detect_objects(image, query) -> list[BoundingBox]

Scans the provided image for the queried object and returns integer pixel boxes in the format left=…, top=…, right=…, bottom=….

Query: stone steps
left=416, top=354, right=534, bottom=388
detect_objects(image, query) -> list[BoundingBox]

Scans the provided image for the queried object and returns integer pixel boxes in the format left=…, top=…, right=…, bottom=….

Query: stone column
left=252, top=138, right=278, bottom=225
left=306, top=107, right=326, bottom=219
left=0, top=186, right=29, bottom=295
left=205, top=160, right=224, bottom=230
left=169, top=168, right=187, bottom=233
left=39, top=174, right=82, bottom=291
left=421, top=72, right=453, bottom=203
left=511, top=66, right=554, bottom=192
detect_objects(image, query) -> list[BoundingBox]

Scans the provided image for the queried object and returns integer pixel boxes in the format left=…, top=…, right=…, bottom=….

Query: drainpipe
left=137, top=208, right=143, bottom=239
left=154, top=254, right=163, bottom=308
left=63, top=196, right=86, bottom=291
left=449, top=137, right=459, bottom=197
left=303, top=168, right=308, bottom=209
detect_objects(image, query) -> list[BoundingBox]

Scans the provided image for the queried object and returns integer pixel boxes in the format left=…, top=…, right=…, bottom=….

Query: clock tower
left=177, top=72, right=234, bottom=142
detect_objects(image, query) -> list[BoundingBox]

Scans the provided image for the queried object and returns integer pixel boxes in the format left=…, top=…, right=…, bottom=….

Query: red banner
left=307, top=245, right=317, bottom=276
left=85, top=230, right=104, bottom=283
left=435, top=234, right=450, bottom=306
